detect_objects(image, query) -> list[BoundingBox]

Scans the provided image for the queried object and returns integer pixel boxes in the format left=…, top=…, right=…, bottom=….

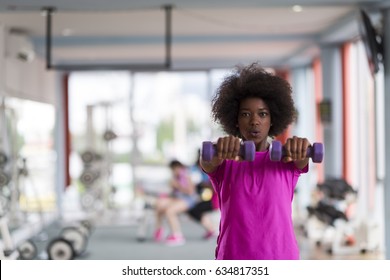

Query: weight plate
left=81, top=150, right=98, bottom=164
left=0, top=152, right=8, bottom=167
left=0, top=171, right=9, bottom=187
left=17, top=239, right=38, bottom=260
left=80, top=191, right=97, bottom=211
left=47, top=237, right=75, bottom=260
left=0, top=194, right=10, bottom=217
left=60, top=227, right=88, bottom=256
left=79, top=170, right=97, bottom=186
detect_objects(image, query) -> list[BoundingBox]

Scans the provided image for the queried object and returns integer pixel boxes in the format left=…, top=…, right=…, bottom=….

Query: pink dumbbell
left=202, top=141, right=255, bottom=162
left=269, top=140, right=324, bottom=163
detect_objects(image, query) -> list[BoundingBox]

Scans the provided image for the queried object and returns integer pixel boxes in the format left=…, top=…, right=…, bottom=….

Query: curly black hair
left=211, top=62, right=297, bottom=137
left=169, top=159, right=185, bottom=169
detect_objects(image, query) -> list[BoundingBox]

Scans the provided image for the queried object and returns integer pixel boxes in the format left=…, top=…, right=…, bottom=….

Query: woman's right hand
left=200, top=135, right=241, bottom=173
left=215, top=135, right=242, bottom=161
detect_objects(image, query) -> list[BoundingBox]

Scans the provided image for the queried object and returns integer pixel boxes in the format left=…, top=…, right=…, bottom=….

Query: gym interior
left=1, top=0, right=390, bottom=261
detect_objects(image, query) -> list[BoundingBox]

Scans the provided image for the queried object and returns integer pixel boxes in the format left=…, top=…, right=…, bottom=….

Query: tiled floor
left=3, top=207, right=385, bottom=260
left=70, top=213, right=385, bottom=260
left=298, top=236, right=384, bottom=260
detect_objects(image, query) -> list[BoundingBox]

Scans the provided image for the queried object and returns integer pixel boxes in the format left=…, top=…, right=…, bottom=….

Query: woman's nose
left=250, top=115, right=260, bottom=125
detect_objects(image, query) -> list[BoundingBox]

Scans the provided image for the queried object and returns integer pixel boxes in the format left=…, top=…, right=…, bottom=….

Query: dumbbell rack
left=0, top=214, right=19, bottom=259
left=44, top=219, right=93, bottom=260
left=0, top=206, right=60, bottom=260
left=78, top=103, right=119, bottom=215
left=0, top=98, right=93, bottom=260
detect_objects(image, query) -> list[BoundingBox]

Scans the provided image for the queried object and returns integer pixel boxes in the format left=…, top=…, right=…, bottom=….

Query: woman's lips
left=249, top=131, right=260, bottom=137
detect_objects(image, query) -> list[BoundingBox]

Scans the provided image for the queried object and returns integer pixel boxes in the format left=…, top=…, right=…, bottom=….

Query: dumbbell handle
left=202, top=141, right=255, bottom=162
left=269, top=141, right=324, bottom=163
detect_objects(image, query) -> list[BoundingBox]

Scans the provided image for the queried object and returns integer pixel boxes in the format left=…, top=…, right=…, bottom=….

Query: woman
left=200, top=62, right=311, bottom=259
left=154, top=160, right=198, bottom=246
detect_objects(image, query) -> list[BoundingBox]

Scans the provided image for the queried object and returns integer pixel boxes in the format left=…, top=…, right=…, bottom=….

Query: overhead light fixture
left=17, top=48, right=35, bottom=62
left=62, top=28, right=73, bottom=36
left=41, top=6, right=55, bottom=16
left=292, top=5, right=303, bottom=12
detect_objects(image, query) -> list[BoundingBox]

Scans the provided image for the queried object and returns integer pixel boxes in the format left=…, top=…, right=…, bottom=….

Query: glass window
left=68, top=69, right=230, bottom=206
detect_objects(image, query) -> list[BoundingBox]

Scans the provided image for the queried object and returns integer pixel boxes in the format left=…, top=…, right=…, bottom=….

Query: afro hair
left=211, top=62, right=297, bottom=137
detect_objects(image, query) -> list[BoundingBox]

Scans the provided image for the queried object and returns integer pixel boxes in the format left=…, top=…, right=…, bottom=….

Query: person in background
left=188, top=151, right=219, bottom=240
left=154, top=159, right=197, bottom=246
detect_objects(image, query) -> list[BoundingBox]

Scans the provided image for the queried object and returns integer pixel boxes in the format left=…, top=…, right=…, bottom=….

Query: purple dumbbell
left=269, top=140, right=324, bottom=163
left=202, top=141, right=255, bottom=162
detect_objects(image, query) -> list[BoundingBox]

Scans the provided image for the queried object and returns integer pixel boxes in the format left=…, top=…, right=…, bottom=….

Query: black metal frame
left=42, top=5, right=173, bottom=71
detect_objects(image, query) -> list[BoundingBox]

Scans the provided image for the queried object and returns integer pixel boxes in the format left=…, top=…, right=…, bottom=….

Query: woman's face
left=172, top=166, right=185, bottom=178
left=172, top=166, right=181, bottom=177
left=237, top=97, right=271, bottom=148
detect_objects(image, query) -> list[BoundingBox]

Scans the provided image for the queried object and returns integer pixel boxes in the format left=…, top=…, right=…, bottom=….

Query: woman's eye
left=259, top=112, right=268, bottom=117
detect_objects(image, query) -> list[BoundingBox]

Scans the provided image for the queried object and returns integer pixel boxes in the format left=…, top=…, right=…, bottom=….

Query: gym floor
left=7, top=183, right=384, bottom=261
left=26, top=210, right=384, bottom=260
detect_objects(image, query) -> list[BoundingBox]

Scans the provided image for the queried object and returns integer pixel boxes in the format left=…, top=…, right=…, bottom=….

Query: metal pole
left=382, top=7, right=390, bottom=259
left=164, top=5, right=173, bottom=69
left=43, top=7, right=55, bottom=70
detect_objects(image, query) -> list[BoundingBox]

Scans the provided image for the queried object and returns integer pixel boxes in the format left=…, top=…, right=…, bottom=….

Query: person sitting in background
left=188, top=151, right=219, bottom=239
left=154, top=159, right=198, bottom=246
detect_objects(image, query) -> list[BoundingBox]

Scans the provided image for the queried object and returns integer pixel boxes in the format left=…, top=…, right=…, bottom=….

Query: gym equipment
left=0, top=170, right=10, bottom=187
left=80, top=188, right=103, bottom=212
left=17, top=239, right=38, bottom=260
left=0, top=215, right=19, bottom=259
left=80, top=150, right=101, bottom=165
left=269, top=140, right=324, bottom=163
left=135, top=188, right=161, bottom=242
left=202, top=141, right=255, bottom=162
left=0, top=194, right=9, bottom=217
left=79, top=219, right=94, bottom=237
left=103, top=129, right=117, bottom=142
left=80, top=191, right=97, bottom=211
left=46, top=237, right=75, bottom=260
left=136, top=201, right=154, bottom=242
left=77, top=103, right=120, bottom=214
left=0, top=159, right=19, bottom=260
left=0, top=151, right=8, bottom=168
left=305, top=178, right=379, bottom=256
left=79, top=169, right=99, bottom=186
left=60, top=226, right=88, bottom=256
left=45, top=220, right=93, bottom=260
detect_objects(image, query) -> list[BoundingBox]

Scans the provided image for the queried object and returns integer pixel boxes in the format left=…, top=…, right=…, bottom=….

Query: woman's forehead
left=239, top=97, right=269, bottom=110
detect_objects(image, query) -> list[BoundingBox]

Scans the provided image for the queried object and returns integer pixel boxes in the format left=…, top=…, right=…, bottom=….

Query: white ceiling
left=0, top=0, right=388, bottom=71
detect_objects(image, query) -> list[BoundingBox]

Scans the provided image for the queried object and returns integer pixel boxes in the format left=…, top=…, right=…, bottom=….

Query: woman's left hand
left=282, top=136, right=310, bottom=169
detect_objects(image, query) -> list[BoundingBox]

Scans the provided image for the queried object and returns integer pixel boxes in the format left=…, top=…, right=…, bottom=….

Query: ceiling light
left=62, top=28, right=73, bottom=36
left=292, top=5, right=303, bottom=12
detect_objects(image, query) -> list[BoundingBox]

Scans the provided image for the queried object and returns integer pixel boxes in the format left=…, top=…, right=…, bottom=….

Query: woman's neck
left=255, top=139, right=270, bottom=152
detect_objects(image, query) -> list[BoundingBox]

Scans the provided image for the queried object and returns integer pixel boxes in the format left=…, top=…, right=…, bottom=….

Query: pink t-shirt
left=207, top=150, right=308, bottom=260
